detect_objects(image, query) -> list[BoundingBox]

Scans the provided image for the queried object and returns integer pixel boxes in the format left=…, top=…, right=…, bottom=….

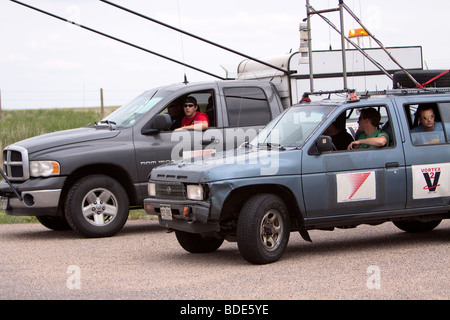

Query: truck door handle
left=202, top=138, right=218, bottom=145
left=385, top=162, right=399, bottom=169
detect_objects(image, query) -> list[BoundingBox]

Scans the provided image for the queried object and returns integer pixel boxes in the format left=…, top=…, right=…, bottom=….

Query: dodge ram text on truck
left=0, top=81, right=285, bottom=237
left=144, top=88, right=450, bottom=264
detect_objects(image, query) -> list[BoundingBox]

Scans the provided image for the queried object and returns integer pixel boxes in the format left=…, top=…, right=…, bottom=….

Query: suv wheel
left=65, top=174, right=129, bottom=237
left=237, top=194, right=290, bottom=264
left=393, top=219, right=441, bottom=233
left=175, top=230, right=224, bottom=253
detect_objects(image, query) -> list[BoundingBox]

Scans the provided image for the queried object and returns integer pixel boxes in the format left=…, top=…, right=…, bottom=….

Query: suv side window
left=404, top=102, right=448, bottom=145
left=322, top=105, right=393, bottom=151
left=224, top=87, right=271, bottom=127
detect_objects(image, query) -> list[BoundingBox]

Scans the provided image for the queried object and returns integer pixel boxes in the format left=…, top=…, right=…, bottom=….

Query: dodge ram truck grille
left=155, top=182, right=186, bottom=200
left=3, top=146, right=29, bottom=181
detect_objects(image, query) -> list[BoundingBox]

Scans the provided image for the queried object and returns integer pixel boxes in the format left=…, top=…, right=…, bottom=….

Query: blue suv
left=144, top=89, right=450, bottom=264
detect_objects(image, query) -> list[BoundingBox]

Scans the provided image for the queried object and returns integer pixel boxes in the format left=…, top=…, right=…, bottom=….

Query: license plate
left=160, top=204, right=172, bottom=220
left=0, top=196, right=8, bottom=210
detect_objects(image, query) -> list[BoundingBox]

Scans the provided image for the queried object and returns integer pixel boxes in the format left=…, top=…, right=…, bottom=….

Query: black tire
left=36, top=215, right=71, bottom=231
left=237, top=194, right=290, bottom=264
left=65, top=174, right=129, bottom=238
left=393, top=219, right=442, bottom=233
left=393, top=70, right=450, bottom=89
left=175, top=230, right=224, bottom=253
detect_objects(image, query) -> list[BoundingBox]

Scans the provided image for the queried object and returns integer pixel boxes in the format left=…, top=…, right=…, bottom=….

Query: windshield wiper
left=99, top=120, right=117, bottom=125
left=97, top=120, right=117, bottom=130
left=257, top=142, right=286, bottom=150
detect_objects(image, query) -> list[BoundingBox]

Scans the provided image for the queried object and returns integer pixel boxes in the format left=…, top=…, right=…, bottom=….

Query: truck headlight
left=30, top=161, right=60, bottom=177
left=186, top=184, right=203, bottom=201
left=148, top=182, right=156, bottom=197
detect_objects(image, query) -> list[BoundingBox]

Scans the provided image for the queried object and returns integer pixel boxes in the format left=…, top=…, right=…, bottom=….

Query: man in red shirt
left=175, top=96, right=210, bottom=131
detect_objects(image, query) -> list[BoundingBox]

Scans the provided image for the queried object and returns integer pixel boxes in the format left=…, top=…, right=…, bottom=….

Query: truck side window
left=224, top=87, right=271, bottom=127
left=159, top=90, right=216, bottom=130
left=405, top=103, right=448, bottom=145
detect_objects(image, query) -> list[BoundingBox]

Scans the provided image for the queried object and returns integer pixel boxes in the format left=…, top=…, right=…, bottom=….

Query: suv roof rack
left=302, top=87, right=450, bottom=103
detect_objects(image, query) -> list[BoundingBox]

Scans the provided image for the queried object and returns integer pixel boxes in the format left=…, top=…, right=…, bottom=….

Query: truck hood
left=151, top=148, right=302, bottom=183
left=12, top=127, right=120, bottom=154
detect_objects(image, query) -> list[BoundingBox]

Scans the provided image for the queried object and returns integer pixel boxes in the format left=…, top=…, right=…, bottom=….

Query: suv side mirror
left=141, top=114, right=172, bottom=135
left=308, top=135, right=335, bottom=155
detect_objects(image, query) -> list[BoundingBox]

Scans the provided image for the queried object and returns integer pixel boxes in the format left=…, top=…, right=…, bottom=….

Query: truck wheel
left=36, top=215, right=71, bottom=231
left=393, top=219, right=441, bottom=233
left=65, top=174, right=129, bottom=238
left=237, top=194, right=290, bottom=264
left=175, top=230, right=224, bottom=253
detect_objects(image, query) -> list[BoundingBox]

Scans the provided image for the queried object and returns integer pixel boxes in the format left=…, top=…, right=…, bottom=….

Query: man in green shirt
left=347, top=108, right=389, bottom=150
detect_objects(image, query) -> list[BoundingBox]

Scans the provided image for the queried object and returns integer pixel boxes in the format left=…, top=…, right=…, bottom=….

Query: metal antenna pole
left=339, top=0, right=348, bottom=90
left=305, top=0, right=314, bottom=92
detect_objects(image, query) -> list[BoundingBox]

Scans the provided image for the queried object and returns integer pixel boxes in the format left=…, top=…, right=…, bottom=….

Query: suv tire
left=237, top=194, right=290, bottom=264
left=393, top=219, right=441, bottom=233
left=175, top=230, right=224, bottom=253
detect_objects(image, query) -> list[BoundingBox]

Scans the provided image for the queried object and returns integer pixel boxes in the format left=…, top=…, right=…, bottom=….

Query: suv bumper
left=144, top=198, right=219, bottom=233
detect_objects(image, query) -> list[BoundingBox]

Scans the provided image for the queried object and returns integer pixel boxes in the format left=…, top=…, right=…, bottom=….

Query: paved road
left=0, top=218, right=448, bottom=300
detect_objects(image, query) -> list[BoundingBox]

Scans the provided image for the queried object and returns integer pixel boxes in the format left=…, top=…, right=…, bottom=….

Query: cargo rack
left=301, top=87, right=450, bottom=102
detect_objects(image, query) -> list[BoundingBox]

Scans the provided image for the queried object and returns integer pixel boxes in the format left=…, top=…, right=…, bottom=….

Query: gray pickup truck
left=0, top=81, right=285, bottom=237
left=144, top=88, right=450, bottom=264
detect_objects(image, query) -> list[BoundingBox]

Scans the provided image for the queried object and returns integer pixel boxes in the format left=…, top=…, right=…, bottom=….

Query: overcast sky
left=1, top=0, right=449, bottom=109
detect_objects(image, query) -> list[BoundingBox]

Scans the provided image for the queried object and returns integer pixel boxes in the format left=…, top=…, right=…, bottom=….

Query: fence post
left=100, top=88, right=104, bottom=119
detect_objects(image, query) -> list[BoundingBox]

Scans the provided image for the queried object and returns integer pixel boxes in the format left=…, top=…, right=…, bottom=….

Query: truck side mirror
left=308, top=135, right=335, bottom=155
left=141, top=114, right=172, bottom=135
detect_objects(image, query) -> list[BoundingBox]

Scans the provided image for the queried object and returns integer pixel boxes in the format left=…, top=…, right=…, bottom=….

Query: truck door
left=133, top=89, right=223, bottom=199
left=302, top=104, right=407, bottom=221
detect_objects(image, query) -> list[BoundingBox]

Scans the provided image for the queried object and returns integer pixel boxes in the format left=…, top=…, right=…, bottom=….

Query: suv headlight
left=30, top=161, right=60, bottom=177
left=186, top=184, right=203, bottom=200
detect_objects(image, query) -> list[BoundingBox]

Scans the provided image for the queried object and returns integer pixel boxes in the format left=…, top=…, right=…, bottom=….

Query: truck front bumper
left=144, top=198, right=219, bottom=233
left=0, top=177, right=65, bottom=216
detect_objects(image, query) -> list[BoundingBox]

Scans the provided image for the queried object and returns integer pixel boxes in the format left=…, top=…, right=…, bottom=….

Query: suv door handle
left=385, top=162, right=399, bottom=169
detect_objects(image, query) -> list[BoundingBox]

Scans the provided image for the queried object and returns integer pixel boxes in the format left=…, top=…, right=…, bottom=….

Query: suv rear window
left=404, top=102, right=449, bottom=146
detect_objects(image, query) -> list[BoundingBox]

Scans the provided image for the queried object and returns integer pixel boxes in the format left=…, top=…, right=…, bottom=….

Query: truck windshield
left=99, top=89, right=166, bottom=129
left=251, top=105, right=334, bottom=148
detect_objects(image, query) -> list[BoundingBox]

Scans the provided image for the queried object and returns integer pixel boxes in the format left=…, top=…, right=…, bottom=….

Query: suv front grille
left=155, top=182, right=186, bottom=200
left=3, top=146, right=29, bottom=181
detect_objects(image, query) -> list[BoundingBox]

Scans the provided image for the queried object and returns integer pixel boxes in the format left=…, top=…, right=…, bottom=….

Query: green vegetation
left=0, top=107, right=158, bottom=224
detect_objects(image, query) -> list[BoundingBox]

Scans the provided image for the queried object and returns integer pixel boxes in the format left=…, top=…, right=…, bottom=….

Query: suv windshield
left=251, top=105, right=335, bottom=148
left=99, top=89, right=167, bottom=129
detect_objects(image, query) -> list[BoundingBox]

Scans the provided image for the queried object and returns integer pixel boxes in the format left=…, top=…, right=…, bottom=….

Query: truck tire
left=393, top=219, right=441, bottom=233
left=65, top=174, right=129, bottom=238
left=393, top=70, right=450, bottom=88
left=36, top=215, right=71, bottom=231
left=175, top=230, right=224, bottom=253
left=237, top=194, right=290, bottom=264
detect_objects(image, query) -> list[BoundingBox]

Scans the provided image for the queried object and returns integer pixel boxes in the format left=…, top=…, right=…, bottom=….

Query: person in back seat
left=347, top=108, right=389, bottom=150
left=411, top=105, right=444, bottom=144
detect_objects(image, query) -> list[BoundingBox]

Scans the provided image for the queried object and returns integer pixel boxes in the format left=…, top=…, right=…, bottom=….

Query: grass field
left=0, top=106, right=147, bottom=224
